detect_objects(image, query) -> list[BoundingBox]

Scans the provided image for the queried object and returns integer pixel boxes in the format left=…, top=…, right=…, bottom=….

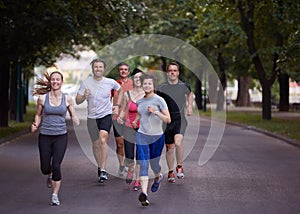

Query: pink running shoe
left=132, top=180, right=141, bottom=191
left=176, top=166, right=184, bottom=179
left=168, top=171, right=176, bottom=183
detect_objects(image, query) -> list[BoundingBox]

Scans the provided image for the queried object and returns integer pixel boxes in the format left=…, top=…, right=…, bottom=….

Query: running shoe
left=168, top=171, right=176, bottom=183
left=99, top=170, right=108, bottom=183
left=51, top=194, right=60, bottom=206
left=176, top=166, right=184, bottom=179
left=132, top=181, right=141, bottom=191
left=138, top=192, right=149, bottom=206
left=126, top=170, right=133, bottom=184
left=151, top=173, right=163, bottom=192
left=118, top=165, right=125, bottom=177
left=47, top=175, right=52, bottom=188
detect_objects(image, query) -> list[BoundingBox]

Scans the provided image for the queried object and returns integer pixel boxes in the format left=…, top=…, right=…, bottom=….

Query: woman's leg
left=51, top=134, right=68, bottom=195
left=38, top=134, right=52, bottom=176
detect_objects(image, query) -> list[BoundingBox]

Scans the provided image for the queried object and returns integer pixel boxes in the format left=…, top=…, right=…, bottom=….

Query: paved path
left=1, top=111, right=300, bottom=214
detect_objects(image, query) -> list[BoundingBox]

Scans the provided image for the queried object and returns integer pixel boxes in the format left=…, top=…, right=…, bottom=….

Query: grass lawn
left=0, top=103, right=36, bottom=140
left=199, top=109, right=300, bottom=142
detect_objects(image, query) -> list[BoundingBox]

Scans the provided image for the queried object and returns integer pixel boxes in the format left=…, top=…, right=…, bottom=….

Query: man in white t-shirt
left=76, top=58, right=123, bottom=183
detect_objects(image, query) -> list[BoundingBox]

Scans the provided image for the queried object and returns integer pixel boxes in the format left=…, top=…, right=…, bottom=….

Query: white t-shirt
left=77, top=77, right=120, bottom=119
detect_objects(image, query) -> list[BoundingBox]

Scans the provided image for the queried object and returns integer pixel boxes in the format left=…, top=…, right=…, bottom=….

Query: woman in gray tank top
left=32, top=71, right=79, bottom=206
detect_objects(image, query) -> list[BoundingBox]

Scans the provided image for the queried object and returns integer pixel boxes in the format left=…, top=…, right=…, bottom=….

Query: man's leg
left=99, top=130, right=109, bottom=170
left=92, top=138, right=102, bottom=168
left=113, top=123, right=125, bottom=176
left=166, top=144, right=175, bottom=170
left=174, top=134, right=184, bottom=166
left=166, top=143, right=176, bottom=183
left=115, top=136, right=125, bottom=167
left=174, top=134, right=184, bottom=178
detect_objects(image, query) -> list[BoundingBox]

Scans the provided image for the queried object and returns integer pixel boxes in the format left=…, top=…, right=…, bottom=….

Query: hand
left=84, top=89, right=90, bottom=98
left=72, top=116, right=80, bottom=126
left=148, top=106, right=156, bottom=114
left=31, top=122, right=38, bottom=133
left=186, top=106, right=193, bottom=116
left=117, top=116, right=124, bottom=124
left=112, top=105, right=119, bottom=115
left=132, top=120, right=138, bottom=129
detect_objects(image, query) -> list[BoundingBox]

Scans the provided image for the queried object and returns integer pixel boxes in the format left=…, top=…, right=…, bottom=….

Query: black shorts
left=87, top=115, right=112, bottom=142
left=164, top=117, right=187, bottom=145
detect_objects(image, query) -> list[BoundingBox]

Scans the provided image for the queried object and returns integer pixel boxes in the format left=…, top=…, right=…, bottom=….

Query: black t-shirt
left=157, top=80, right=191, bottom=120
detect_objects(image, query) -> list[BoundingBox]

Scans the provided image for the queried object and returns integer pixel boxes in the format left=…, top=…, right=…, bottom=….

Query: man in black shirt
left=157, top=61, right=194, bottom=183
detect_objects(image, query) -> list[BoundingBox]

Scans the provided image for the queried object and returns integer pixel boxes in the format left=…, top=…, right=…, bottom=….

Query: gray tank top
left=40, top=93, right=67, bottom=135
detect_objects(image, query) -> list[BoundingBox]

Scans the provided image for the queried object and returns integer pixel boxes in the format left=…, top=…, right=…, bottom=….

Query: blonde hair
left=33, top=71, right=63, bottom=95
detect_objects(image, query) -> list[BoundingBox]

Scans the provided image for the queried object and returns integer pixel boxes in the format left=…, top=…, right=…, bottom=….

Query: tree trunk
left=237, top=0, right=277, bottom=120
left=0, top=58, right=10, bottom=127
left=278, top=72, right=289, bottom=111
left=216, top=82, right=225, bottom=111
left=208, top=74, right=218, bottom=104
left=194, top=79, right=203, bottom=110
left=262, top=82, right=272, bottom=120
left=24, top=77, right=29, bottom=113
left=10, top=64, right=17, bottom=120
left=236, top=76, right=251, bottom=106
left=216, top=51, right=226, bottom=111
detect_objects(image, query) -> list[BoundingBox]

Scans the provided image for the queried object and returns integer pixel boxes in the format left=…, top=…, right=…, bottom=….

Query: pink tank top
left=125, top=96, right=140, bottom=128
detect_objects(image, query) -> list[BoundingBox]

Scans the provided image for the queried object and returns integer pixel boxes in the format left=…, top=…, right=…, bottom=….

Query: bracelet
left=115, top=104, right=121, bottom=107
left=155, top=111, right=160, bottom=116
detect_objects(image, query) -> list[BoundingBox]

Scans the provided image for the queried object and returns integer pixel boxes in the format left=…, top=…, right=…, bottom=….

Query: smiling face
left=50, top=72, right=63, bottom=90
left=142, top=78, right=155, bottom=94
left=92, top=61, right=105, bottom=79
left=118, top=64, right=130, bottom=79
left=133, top=72, right=143, bottom=87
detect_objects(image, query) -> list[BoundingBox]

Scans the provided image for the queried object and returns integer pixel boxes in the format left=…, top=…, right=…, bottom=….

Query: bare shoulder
left=37, top=94, right=46, bottom=105
left=65, top=94, right=74, bottom=106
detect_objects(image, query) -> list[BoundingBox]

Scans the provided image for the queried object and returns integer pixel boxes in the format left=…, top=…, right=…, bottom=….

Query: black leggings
left=123, top=126, right=138, bottom=165
left=38, top=133, right=68, bottom=181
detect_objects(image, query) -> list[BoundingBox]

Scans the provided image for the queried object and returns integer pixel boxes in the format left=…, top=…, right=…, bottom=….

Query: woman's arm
left=132, top=113, right=140, bottom=129
left=31, top=95, right=44, bottom=132
left=148, top=106, right=171, bottom=124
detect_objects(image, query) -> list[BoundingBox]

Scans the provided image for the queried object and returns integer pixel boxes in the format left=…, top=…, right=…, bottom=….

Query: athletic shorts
left=164, top=117, right=188, bottom=145
left=136, top=132, right=165, bottom=160
left=87, top=114, right=112, bottom=142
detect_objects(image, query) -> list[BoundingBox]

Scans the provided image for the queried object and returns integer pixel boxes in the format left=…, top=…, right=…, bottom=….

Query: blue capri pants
left=136, top=132, right=165, bottom=176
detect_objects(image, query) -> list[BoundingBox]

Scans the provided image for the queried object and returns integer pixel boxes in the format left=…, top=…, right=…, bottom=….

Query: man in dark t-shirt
left=157, top=61, right=194, bottom=183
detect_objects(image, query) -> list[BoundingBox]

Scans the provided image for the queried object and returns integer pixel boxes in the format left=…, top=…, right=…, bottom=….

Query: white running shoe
left=51, top=194, right=60, bottom=206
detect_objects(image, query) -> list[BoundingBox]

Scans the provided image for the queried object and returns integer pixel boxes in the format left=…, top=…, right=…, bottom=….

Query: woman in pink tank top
left=117, top=68, right=144, bottom=191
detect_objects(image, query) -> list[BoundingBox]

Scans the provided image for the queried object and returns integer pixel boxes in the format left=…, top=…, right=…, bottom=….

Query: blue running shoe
left=151, top=173, right=163, bottom=192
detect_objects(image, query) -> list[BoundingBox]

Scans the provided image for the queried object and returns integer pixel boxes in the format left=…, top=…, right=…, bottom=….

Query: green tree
left=237, top=0, right=300, bottom=119
left=0, top=0, right=147, bottom=127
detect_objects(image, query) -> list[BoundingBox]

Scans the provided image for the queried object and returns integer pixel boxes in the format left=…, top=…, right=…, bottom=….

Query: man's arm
left=186, top=92, right=194, bottom=116
left=76, top=94, right=86, bottom=105
left=76, top=88, right=90, bottom=105
left=112, top=87, right=124, bottom=114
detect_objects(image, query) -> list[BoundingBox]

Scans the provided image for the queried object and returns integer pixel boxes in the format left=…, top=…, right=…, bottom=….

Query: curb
left=226, top=120, right=300, bottom=148
left=0, top=127, right=31, bottom=146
